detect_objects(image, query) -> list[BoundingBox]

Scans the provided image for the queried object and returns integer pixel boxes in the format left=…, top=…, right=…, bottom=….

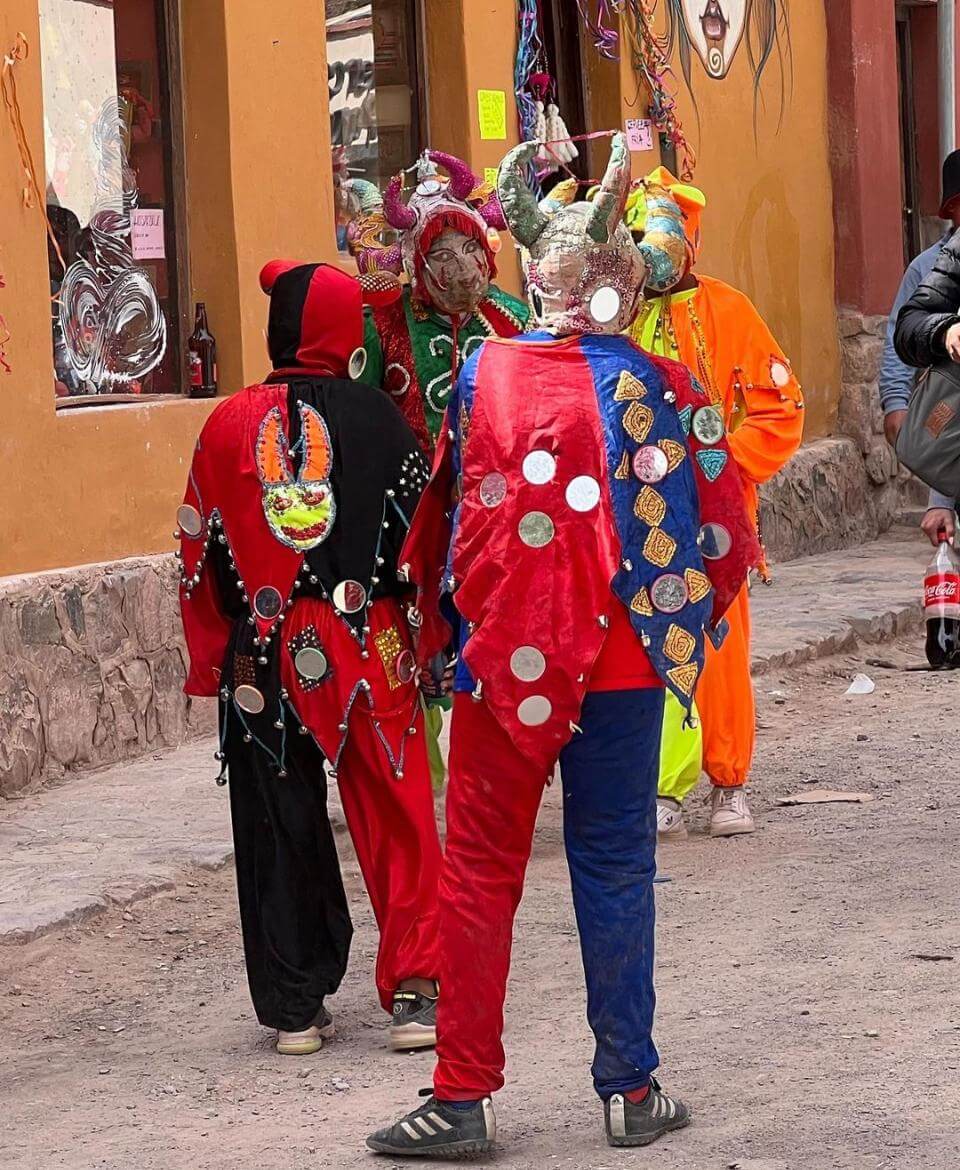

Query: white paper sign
left=625, top=118, right=654, bottom=152
left=131, top=209, right=166, bottom=260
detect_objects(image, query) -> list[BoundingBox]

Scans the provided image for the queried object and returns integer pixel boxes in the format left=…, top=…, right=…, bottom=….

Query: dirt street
left=2, top=638, right=959, bottom=1170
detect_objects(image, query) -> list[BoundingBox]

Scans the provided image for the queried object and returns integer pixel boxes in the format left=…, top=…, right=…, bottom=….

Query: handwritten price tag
left=625, top=118, right=654, bottom=152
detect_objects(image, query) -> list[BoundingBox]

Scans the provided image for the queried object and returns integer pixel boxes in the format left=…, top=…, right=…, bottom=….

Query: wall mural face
left=666, top=0, right=791, bottom=115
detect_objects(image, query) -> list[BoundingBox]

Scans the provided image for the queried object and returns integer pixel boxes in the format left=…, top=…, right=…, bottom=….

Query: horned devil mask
left=497, top=133, right=648, bottom=336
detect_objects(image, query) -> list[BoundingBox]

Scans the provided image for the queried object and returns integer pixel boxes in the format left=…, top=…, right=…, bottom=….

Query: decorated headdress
left=350, top=150, right=507, bottom=300
left=624, top=165, right=706, bottom=268
left=498, top=133, right=647, bottom=336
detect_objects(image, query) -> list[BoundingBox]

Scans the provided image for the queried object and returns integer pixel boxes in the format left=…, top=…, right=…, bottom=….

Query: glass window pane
left=327, top=0, right=422, bottom=252
left=40, top=0, right=182, bottom=402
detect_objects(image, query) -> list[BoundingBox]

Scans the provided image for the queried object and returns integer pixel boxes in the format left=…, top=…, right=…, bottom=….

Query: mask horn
left=635, top=182, right=687, bottom=293
left=497, top=141, right=549, bottom=248
left=300, top=404, right=334, bottom=482
left=587, top=133, right=631, bottom=244
left=256, top=408, right=293, bottom=487
left=383, top=173, right=417, bottom=230
left=427, top=150, right=478, bottom=201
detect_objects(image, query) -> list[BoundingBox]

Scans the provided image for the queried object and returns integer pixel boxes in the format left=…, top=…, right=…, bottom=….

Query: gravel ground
left=1, top=637, right=958, bottom=1170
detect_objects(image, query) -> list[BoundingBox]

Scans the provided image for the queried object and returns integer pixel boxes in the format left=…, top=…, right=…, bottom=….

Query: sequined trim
left=634, top=485, right=667, bottom=526
left=643, top=527, right=676, bottom=568
left=622, top=401, right=654, bottom=444
left=374, top=626, right=405, bottom=690
left=288, top=626, right=330, bottom=692
left=664, top=624, right=696, bottom=665
left=234, top=654, right=256, bottom=687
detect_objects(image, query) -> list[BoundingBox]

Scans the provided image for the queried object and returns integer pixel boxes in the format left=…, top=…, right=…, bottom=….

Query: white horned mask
left=497, top=133, right=648, bottom=336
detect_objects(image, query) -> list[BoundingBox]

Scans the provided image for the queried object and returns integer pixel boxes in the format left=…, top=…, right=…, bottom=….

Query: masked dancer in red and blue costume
left=177, top=261, right=442, bottom=1060
left=366, top=135, right=759, bottom=1159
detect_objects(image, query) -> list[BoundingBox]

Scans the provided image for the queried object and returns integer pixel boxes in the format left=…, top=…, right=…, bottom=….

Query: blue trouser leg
left=559, top=687, right=664, bottom=1100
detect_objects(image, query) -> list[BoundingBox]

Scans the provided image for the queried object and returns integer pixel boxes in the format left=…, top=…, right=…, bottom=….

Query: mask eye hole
left=301, top=488, right=327, bottom=506
left=271, top=493, right=293, bottom=513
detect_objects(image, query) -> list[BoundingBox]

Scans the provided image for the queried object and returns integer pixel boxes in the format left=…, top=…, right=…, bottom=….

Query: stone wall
left=0, top=556, right=214, bottom=799
left=760, top=308, right=926, bottom=563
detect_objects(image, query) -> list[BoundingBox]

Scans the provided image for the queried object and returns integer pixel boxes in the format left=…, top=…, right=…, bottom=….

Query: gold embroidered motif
left=667, top=662, right=699, bottom=696
left=630, top=588, right=654, bottom=617
left=634, top=486, right=667, bottom=526
left=685, top=568, right=712, bottom=603
left=658, top=438, right=686, bottom=472
left=459, top=401, right=471, bottom=448
left=615, top=451, right=631, bottom=480
left=615, top=371, right=648, bottom=401
left=374, top=626, right=405, bottom=690
left=664, top=624, right=695, bottom=665
left=622, top=402, right=654, bottom=444
left=643, top=528, right=676, bottom=568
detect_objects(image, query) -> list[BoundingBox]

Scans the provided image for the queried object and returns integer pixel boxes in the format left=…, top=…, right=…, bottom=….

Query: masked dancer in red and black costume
left=177, top=261, right=441, bottom=1058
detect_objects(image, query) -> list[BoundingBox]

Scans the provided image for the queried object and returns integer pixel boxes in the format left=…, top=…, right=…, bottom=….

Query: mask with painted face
left=420, top=227, right=491, bottom=316
left=256, top=402, right=336, bottom=551
left=498, top=133, right=648, bottom=337
left=679, top=0, right=748, bottom=79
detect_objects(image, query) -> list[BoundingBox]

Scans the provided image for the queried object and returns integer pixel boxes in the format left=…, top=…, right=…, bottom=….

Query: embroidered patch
left=630, top=587, right=654, bottom=617
left=658, top=438, right=686, bottom=472
left=257, top=404, right=336, bottom=552
left=926, top=399, right=956, bottom=439
left=696, top=448, right=728, bottom=482
left=634, top=485, right=667, bottom=526
left=615, top=370, right=648, bottom=401
left=374, top=626, right=405, bottom=690
left=234, top=653, right=257, bottom=687
left=690, top=376, right=708, bottom=398
left=643, top=527, right=677, bottom=568
left=685, top=567, right=713, bottom=603
left=677, top=405, right=693, bottom=436
left=664, top=624, right=696, bottom=665
left=615, top=451, right=632, bottom=480
left=667, top=662, right=699, bottom=696
left=459, top=400, right=471, bottom=448
left=622, top=401, right=654, bottom=444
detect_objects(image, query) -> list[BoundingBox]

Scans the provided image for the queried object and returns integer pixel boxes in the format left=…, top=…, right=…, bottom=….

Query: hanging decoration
left=569, top=1, right=696, bottom=181
left=514, top=1, right=578, bottom=189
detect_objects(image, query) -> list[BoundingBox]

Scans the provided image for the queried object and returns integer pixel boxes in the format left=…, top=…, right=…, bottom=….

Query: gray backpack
left=896, top=361, right=960, bottom=499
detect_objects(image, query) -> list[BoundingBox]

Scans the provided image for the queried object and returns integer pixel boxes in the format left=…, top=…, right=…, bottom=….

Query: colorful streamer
left=574, top=0, right=621, bottom=60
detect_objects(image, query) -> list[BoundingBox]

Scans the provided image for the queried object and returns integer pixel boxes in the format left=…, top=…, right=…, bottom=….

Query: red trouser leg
left=336, top=701, right=442, bottom=1012
left=433, top=694, right=550, bottom=1100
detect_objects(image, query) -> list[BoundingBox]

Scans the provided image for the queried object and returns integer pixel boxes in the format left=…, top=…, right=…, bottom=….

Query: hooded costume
left=350, top=150, right=530, bottom=453
left=626, top=167, right=804, bottom=802
left=177, top=261, right=441, bottom=1034
left=385, top=136, right=758, bottom=1111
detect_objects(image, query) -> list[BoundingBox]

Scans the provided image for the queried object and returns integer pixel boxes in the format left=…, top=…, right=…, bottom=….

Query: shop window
left=327, top=0, right=425, bottom=252
left=40, top=0, right=188, bottom=405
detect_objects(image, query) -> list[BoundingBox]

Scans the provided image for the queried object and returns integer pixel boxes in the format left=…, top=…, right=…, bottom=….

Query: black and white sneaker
left=367, top=1092, right=496, bottom=1159
left=390, top=990, right=438, bottom=1051
left=604, top=1077, right=691, bottom=1147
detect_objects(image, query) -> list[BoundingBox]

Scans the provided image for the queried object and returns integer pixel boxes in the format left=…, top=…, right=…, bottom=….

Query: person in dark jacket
left=177, top=261, right=442, bottom=1058
left=894, top=231, right=960, bottom=370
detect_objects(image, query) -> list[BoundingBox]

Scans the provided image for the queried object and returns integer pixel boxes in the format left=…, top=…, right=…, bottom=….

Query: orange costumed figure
left=627, top=167, right=804, bottom=838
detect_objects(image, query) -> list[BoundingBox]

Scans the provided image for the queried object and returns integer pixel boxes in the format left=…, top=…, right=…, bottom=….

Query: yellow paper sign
left=484, top=167, right=498, bottom=188
left=478, top=89, right=507, bottom=141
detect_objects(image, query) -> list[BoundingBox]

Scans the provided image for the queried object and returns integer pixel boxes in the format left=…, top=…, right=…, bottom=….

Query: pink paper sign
left=131, top=209, right=166, bottom=260
left=625, top=118, right=654, bottom=152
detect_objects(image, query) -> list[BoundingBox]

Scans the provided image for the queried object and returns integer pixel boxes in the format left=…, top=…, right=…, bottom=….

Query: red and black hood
left=260, top=260, right=398, bottom=378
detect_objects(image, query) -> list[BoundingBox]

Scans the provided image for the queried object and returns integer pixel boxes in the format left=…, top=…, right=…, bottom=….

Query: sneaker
left=604, top=1077, right=691, bottom=1148
left=367, top=1092, right=496, bottom=1158
left=657, top=798, right=687, bottom=839
left=390, top=990, right=438, bottom=1051
left=276, top=1006, right=335, bottom=1056
left=710, top=786, right=756, bottom=837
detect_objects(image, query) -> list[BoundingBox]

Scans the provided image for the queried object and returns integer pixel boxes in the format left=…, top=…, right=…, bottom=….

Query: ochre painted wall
left=624, top=5, right=840, bottom=438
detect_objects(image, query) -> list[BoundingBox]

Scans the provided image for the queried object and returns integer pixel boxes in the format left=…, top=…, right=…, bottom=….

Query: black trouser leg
left=225, top=718, right=353, bottom=1032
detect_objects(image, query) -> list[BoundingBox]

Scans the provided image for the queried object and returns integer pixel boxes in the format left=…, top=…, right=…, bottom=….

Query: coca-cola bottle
left=188, top=303, right=218, bottom=398
left=924, top=528, right=960, bottom=668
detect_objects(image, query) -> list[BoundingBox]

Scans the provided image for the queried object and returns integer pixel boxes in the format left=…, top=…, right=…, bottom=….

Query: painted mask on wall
left=679, top=0, right=748, bottom=79
left=420, top=227, right=491, bottom=316
left=498, top=133, right=647, bottom=337
left=256, top=403, right=336, bottom=551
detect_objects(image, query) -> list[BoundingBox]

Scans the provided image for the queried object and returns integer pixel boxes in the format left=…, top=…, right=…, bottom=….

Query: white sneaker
left=709, top=787, right=755, bottom=837
left=276, top=1008, right=335, bottom=1056
left=657, top=798, right=687, bottom=839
